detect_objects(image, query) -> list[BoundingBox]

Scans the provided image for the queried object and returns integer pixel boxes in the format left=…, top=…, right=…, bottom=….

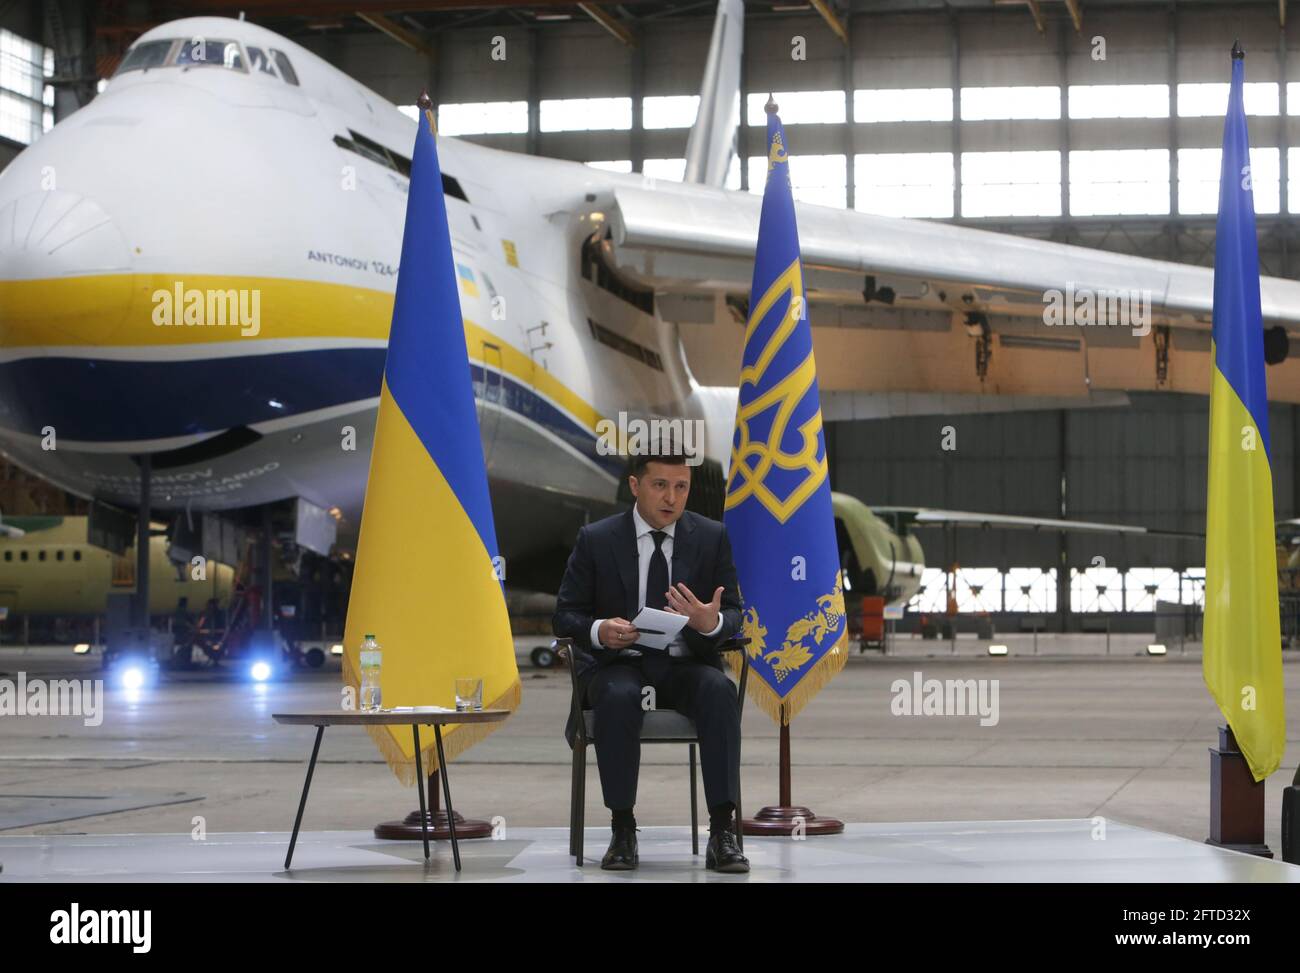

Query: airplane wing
left=602, top=180, right=1300, bottom=332
left=873, top=506, right=1203, bottom=540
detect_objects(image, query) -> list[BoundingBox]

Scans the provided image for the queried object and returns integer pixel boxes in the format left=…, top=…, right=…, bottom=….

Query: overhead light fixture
left=73, top=643, right=91, bottom=655
left=988, top=644, right=1009, bottom=656
left=1146, top=643, right=1167, bottom=656
left=330, top=643, right=344, bottom=656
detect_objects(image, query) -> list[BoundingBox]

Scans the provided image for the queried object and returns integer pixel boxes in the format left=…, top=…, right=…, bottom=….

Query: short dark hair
left=630, top=450, right=689, bottom=479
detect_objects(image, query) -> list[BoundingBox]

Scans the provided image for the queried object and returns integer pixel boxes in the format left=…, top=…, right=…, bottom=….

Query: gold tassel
left=724, top=630, right=848, bottom=726
left=342, top=653, right=522, bottom=787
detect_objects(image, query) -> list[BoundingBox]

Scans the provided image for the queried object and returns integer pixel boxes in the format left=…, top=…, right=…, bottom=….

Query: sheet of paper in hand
left=630, top=606, right=691, bottom=650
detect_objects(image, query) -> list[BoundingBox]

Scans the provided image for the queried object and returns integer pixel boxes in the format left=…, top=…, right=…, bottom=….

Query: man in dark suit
left=553, top=450, right=749, bottom=872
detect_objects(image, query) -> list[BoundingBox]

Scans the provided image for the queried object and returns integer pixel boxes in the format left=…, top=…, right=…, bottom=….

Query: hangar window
left=746, top=154, right=846, bottom=208
left=855, top=153, right=954, bottom=218
left=854, top=88, right=953, bottom=123
left=961, top=150, right=1061, bottom=218
left=1179, top=146, right=1278, bottom=215
left=1069, top=149, right=1169, bottom=216
left=114, top=39, right=176, bottom=76
left=416, top=101, right=528, bottom=135
left=3, top=551, right=9, bottom=561
left=175, top=38, right=245, bottom=72
left=961, top=86, right=1060, bottom=121
left=540, top=97, right=631, bottom=132
left=642, top=158, right=685, bottom=182
left=1178, top=82, right=1278, bottom=117
left=0, top=28, right=52, bottom=144
left=73, top=550, right=81, bottom=561
left=19, top=550, right=27, bottom=561
left=38, top=549, right=45, bottom=561
left=246, top=46, right=299, bottom=86
left=745, top=91, right=845, bottom=125
left=643, top=95, right=701, bottom=129
left=56, top=550, right=64, bottom=561
left=1069, top=84, right=1169, bottom=119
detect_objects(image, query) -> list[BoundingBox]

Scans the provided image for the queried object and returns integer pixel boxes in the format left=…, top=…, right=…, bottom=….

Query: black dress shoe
left=601, top=824, right=639, bottom=870
left=706, top=828, right=750, bottom=873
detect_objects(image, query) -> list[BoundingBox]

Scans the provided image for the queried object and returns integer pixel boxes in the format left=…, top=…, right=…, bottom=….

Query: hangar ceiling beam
left=193, top=0, right=638, bottom=14
left=1063, top=0, right=1082, bottom=33
left=809, top=0, right=849, bottom=45
left=1025, top=0, right=1045, bottom=34
left=578, top=3, right=636, bottom=46
left=355, top=10, right=433, bottom=55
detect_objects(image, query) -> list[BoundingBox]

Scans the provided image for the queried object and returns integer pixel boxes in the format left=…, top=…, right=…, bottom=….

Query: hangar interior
left=1, top=0, right=1298, bottom=641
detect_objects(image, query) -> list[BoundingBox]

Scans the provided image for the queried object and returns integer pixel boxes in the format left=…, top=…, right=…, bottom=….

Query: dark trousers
left=583, top=653, right=741, bottom=812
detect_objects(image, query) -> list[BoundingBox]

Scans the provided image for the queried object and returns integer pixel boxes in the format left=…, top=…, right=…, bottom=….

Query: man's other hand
left=665, top=583, right=723, bottom=634
left=598, top=617, right=640, bottom=649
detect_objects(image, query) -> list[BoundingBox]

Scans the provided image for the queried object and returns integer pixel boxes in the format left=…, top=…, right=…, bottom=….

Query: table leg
left=412, top=725, right=431, bottom=861
left=434, top=724, right=461, bottom=871
left=285, top=725, right=325, bottom=870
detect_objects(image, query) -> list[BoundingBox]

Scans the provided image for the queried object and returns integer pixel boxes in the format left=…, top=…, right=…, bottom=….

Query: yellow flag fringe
left=342, top=653, right=522, bottom=787
left=724, top=630, right=848, bottom=726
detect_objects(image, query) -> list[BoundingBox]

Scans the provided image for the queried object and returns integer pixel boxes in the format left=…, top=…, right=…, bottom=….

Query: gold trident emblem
left=725, top=258, right=828, bottom=523
left=767, top=131, right=788, bottom=172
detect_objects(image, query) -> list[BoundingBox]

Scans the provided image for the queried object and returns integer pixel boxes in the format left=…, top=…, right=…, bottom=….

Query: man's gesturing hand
left=664, top=582, right=724, bottom=634
left=598, top=617, right=639, bottom=649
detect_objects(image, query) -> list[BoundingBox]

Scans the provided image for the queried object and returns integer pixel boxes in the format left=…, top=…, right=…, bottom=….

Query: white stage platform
left=2, top=819, right=1298, bottom=882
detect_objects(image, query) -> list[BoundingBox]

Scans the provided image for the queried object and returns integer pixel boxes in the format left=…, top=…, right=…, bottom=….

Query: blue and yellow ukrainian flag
left=342, top=102, right=519, bottom=784
left=1204, top=47, right=1285, bottom=782
left=723, top=98, right=846, bottom=724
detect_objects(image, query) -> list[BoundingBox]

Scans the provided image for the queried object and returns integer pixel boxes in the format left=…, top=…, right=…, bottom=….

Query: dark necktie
left=643, top=529, right=671, bottom=681
left=646, top=530, right=669, bottom=611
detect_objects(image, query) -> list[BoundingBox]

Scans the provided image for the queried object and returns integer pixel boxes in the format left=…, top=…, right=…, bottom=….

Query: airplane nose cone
left=0, top=188, right=135, bottom=437
left=0, top=188, right=133, bottom=343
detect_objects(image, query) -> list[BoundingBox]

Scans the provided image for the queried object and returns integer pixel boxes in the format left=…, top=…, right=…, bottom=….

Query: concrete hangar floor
left=0, top=635, right=1297, bottom=882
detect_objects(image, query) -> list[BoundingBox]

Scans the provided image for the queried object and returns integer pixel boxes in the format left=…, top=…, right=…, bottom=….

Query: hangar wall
left=827, top=393, right=1297, bottom=572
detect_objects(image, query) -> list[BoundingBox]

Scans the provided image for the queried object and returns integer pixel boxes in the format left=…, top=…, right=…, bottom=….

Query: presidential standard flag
left=1203, top=45, right=1286, bottom=782
left=342, top=98, right=520, bottom=783
left=723, top=99, right=847, bottom=724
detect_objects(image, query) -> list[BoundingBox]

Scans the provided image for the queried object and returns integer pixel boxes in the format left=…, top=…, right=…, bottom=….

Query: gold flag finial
left=417, top=89, right=437, bottom=135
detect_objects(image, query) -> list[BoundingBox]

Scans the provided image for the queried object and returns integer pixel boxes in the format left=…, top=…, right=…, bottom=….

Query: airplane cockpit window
left=246, top=46, right=300, bottom=86
left=272, top=50, right=299, bottom=86
left=175, top=38, right=246, bottom=71
left=113, top=39, right=175, bottom=76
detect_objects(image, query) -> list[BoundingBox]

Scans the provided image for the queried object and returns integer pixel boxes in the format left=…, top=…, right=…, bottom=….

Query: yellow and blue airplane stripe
left=1203, top=46, right=1286, bottom=782
left=0, top=273, right=625, bottom=477
left=340, top=105, right=519, bottom=781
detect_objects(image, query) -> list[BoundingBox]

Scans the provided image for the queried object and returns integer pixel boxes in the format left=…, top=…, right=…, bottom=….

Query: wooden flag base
left=741, top=711, right=843, bottom=837
left=743, top=804, right=844, bottom=836
left=373, top=769, right=494, bottom=841
left=1205, top=725, right=1272, bottom=858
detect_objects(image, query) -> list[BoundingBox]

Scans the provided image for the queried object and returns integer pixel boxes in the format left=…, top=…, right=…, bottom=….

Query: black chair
left=554, top=636, right=750, bottom=866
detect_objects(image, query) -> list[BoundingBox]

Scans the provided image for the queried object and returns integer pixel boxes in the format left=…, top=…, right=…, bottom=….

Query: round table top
left=272, top=708, right=511, bottom=727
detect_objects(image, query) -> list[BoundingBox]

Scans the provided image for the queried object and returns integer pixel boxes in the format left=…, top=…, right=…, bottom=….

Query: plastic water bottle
left=359, top=634, right=382, bottom=712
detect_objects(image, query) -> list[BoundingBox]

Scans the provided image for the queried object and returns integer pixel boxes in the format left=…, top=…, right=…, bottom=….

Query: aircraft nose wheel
left=530, top=645, right=557, bottom=669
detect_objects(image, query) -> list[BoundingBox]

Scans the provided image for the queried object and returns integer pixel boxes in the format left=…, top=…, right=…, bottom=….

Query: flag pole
left=370, top=87, right=503, bottom=845
left=1201, top=40, right=1277, bottom=858
left=742, top=704, right=844, bottom=836
left=731, top=94, right=845, bottom=838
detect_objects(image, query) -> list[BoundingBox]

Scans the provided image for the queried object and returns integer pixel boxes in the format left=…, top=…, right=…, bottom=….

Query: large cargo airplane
left=0, top=1, right=1228, bottom=608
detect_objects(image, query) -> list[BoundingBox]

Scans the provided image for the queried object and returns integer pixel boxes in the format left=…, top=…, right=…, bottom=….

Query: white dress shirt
left=590, top=506, right=724, bottom=657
